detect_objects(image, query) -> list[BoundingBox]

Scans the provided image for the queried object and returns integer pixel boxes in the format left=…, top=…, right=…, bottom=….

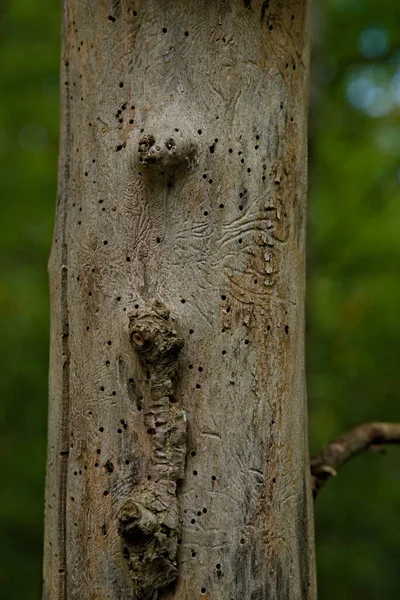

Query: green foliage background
left=0, top=1, right=399, bottom=598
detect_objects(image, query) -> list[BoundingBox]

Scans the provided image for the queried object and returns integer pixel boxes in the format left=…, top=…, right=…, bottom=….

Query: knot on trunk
left=137, top=122, right=198, bottom=171
left=119, top=301, right=187, bottom=598
left=118, top=500, right=158, bottom=544
left=117, top=499, right=178, bottom=600
left=129, top=301, right=184, bottom=371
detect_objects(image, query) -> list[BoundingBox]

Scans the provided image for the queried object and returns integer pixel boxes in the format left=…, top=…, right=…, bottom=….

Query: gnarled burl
left=137, top=107, right=198, bottom=172
left=117, top=301, right=186, bottom=599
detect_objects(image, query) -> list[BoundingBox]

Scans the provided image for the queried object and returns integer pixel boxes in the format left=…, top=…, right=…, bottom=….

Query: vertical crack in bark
left=118, top=301, right=186, bottom=599
left=56, top=6, right=72, bottom=595
left=58, top=261, right=70, bottom=600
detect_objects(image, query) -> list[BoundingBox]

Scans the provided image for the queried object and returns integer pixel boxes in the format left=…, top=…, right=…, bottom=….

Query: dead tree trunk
left=44, top=1, right=316, bottom=599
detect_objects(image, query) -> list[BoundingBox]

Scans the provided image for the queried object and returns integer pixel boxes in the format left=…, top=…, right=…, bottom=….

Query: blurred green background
left=1, top=1, right=400, bottom=598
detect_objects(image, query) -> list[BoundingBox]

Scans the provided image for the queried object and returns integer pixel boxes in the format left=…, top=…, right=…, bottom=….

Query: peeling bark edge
left=311, top=422, right=400, bottom=498
left=117, top=301, right=186, bottom=599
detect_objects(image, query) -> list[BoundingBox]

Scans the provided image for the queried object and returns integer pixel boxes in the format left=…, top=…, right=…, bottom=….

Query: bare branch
left=311, top=422, right=400, bottom=499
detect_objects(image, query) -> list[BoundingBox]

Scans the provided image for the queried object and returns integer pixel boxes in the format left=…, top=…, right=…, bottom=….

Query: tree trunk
left=44, top=1, right=316, bottom=599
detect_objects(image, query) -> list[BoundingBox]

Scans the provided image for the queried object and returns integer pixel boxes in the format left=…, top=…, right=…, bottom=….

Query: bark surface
left=44, top=1, right=316, bottom=599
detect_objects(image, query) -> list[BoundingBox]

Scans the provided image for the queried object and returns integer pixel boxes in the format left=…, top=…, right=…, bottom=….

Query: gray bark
left=44, top=1, right=316, bottom=599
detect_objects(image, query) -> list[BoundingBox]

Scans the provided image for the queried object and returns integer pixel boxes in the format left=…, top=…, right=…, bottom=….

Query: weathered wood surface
left=44, top=1, right=316, bottom=598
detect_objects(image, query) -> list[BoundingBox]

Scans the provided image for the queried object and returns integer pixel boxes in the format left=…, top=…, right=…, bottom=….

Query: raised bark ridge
left=117, top=301, right=186, bottom=599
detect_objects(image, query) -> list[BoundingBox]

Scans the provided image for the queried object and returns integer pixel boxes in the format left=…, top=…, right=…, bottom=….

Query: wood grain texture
left=44, top=1, right=316, bottom=598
